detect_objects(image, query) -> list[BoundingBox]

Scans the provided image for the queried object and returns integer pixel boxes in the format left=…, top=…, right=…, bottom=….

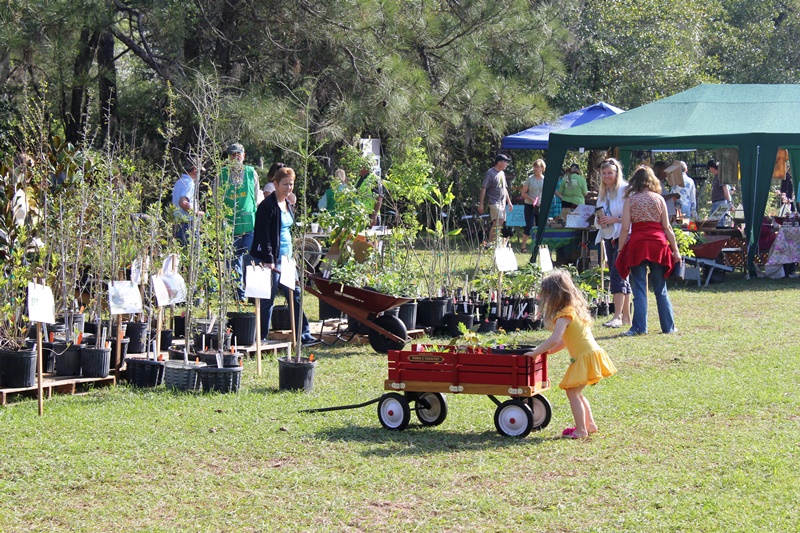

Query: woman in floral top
left=615, top=165, right=681, bottom=336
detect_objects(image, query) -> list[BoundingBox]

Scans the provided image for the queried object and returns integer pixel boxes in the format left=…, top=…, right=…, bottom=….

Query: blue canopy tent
left=501, top=102, right=625, bottom=150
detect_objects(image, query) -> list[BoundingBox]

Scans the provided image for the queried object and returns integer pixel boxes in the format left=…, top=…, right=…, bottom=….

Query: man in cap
left=172, top=157, right=205, bottom=246
left=220, top=143, right=261, bottom=301
left=478, top=154, right=513, bottom=245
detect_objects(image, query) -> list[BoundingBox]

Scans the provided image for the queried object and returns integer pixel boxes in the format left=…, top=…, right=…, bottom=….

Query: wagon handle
left=299, top=396, right=383, bottom=414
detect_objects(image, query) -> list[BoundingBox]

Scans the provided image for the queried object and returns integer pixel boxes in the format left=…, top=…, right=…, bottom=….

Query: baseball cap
left=707, top=159, right=718, bottom=169
left=227, top=143, right=245, bottom=154
left=184, top=158, right=206, bottom=172
left=494, top=154, right=512, bottom=163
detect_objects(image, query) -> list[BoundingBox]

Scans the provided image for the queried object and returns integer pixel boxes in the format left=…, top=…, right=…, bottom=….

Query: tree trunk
left=214, top=0, right=241, bottom=75
left=65, top=28, right=99, bottom=145
left=97, top=29, right=117, bottom=141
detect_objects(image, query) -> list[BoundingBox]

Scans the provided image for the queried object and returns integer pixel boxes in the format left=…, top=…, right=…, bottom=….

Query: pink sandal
left=561, top=427, right=575, bottom=436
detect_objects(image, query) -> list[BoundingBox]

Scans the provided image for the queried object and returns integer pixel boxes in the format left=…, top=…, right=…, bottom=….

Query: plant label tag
left=108, top=280, right=144, bottom=315
left=152, top=272, right=187, bottom=307
left=495, top=246, right=518, bottom=272
left=27, top=282, right=56, bottom=324
left=279, top=256, right=296, bottom=289
left=244, top=264, right=273, bottom=299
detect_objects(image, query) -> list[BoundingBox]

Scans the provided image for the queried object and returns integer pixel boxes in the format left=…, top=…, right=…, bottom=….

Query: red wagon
left=379, top=345, right=552, bottom=437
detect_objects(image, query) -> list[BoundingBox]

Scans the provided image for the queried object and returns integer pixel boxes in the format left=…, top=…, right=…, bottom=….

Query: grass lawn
left=2, top=268, right=799, bottom=532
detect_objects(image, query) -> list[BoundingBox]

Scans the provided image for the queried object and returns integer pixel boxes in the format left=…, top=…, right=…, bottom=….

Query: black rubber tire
left=367, top=314, right=407, bottom=353
left=494, top=399, right=534, bottom=438
left=415, top=392, right=448, bottom=426
left=525, top=395, right=553, bottom=430
left=377, top=393, right=410, bottom=430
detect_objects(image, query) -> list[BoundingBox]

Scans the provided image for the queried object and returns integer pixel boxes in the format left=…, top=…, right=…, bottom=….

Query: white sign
left=151, top=272, right=187, bottom=307
left=244, top=264, right=274, bottom=299
left=279, top=255, right=297, bottom=289
left=161, top=254, right=179, bottom=275
left=27, top=282, right=56, bottom=324
left=494, top=246, right=518, bottom=273
left=108, top=280, right=143, bottom=315
left=537, top=245, right=554, bottom=272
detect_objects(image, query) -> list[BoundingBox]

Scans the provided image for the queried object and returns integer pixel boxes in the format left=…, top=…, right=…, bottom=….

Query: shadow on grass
left=668, top=272, right=800, bottom=293
left=312, top=423, right=550, bottom=455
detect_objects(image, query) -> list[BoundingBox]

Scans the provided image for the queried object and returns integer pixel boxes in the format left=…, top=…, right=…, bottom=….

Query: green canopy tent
left=532, top=84, right=800, bottom=276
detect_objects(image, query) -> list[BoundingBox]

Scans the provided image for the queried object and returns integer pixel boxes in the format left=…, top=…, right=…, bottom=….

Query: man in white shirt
left=671, top=161, right=697, bottom=220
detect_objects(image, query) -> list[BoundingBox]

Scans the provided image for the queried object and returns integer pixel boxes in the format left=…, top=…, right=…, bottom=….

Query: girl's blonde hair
left=532, top=159, right=546, bottom=172
left=597, top=158, right=625, bottom=202
left=539, top=269, right=592, bottom=329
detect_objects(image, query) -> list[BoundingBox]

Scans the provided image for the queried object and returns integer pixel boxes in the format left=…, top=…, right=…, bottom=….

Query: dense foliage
left=2, top=0, right=800, bottom=202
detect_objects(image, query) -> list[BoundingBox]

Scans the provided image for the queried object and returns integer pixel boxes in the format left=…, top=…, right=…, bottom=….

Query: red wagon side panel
left=386, top=346, right=549, bottom=397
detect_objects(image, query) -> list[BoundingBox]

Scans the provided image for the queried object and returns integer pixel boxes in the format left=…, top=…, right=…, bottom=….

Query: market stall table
left=540, top=227, right=596, bottom=270
left=539, top=227, right=584, bottom=250
left=766, top=226, right=800, bottom=266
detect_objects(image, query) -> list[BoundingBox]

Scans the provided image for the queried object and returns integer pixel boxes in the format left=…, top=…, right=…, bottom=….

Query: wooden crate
left=1, top=374, right=116, bottom=406
left=385, top=345, right=549, bottom=397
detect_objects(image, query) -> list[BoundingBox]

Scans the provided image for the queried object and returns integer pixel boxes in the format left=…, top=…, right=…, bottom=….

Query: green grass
left=2, top=271, right=800, bottom=532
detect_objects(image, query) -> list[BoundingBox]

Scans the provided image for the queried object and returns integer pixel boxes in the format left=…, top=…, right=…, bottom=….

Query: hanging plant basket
left=164, top=361, right=206, bottom=391
left=197, top=366, right=242, bottom=393
left=125, top=358, right=165, bottom=388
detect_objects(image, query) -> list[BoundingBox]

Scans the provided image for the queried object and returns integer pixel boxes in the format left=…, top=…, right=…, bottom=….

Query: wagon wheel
left=377, top=393, right=410, bottom=431
left=415, top=392, right=448, bottom=426
left=367, top=315, right=407, bottom=353
left=524, top=395, right=552, bottom=430
left=494, top=399, right=534, bottom=438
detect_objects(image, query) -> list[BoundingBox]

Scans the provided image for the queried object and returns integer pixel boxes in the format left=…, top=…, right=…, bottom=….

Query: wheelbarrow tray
left=385, top=345, right=549, bottom=398
left=305, top=274, right=412, bottom=346
left=306, top=274, right=411, bottom=315
left=690, top=236, right=731, bottom=259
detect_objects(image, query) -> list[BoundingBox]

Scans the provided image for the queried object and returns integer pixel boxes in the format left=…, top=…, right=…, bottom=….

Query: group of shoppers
left=583, top=159, right=679, bottom=335
left=479, top=153, right=680, bottom=336
left=171, top=143, right=319, bottom=347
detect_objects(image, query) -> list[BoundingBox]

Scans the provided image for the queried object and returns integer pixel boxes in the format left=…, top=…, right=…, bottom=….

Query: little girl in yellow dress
left=525, top=269, right=617, bottom=438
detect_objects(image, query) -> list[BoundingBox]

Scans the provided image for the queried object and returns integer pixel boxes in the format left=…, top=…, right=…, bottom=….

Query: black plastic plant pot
left=80, top=347, right=111, bottom=378
left=278, top=356, right=316, bottom=392
left=0, top=348, right=37, bottom=388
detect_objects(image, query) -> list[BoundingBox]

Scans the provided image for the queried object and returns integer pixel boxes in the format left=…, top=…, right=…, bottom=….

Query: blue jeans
left=245, top=260, right=312, bottom=342
left=604, top=238, right=631, bottom=295
left=231, top=232, right=254, bottom=301
left=629, top=261, right=676, bottom=334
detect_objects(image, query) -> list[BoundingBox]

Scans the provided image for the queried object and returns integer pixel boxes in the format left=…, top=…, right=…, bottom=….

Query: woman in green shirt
left=557, top=163, right=588, bottom=208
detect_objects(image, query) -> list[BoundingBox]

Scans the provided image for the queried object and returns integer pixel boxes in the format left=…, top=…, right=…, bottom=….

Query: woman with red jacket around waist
left=249, top=167, right=319, bottom=346
left=615, top=165, right=681, bottom=336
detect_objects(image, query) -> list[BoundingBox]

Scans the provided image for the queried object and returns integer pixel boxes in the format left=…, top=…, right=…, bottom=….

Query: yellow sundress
left=554, top=307, right=618, bottom=390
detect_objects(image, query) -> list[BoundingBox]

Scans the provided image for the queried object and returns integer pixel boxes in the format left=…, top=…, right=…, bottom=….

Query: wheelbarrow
left=302, top=345, right=552, bottom=438
left=304, top=273, right=412, bottom=353
left=687, top=236, right=736, bottom=284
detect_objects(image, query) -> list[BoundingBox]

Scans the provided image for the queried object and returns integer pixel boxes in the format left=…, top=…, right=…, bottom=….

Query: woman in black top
left=250, top=167, right=318, bottom=346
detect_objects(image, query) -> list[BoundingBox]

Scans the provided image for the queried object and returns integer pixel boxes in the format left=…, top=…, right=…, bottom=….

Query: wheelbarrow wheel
left=525, top=395, right=552, bottom=430
left=368, top=315, right=407, bottom=353
left=415, top=392, right=448, bottom=426
left=494, top=399, right=534, bottom=437
left=378, top=393, right=410, bottom=431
